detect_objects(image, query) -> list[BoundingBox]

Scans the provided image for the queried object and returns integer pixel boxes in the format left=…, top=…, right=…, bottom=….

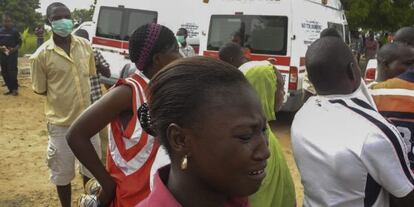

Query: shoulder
left=371, top=78, right=404, bottom=89
left=292, top=98, right=320, bottom=130
left=30, top=39, right=52, bottom=60
left=74, top=36, right=93, bottom=50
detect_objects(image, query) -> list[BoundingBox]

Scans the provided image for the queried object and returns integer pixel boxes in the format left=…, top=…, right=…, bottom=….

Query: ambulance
left=91, top=0, right=349, bottom=111
left=200, top=0, right=350, bottom=111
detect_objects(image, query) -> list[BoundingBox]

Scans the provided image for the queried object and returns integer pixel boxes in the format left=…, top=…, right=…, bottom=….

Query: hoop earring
left=181, top=155, right=188, bottom=170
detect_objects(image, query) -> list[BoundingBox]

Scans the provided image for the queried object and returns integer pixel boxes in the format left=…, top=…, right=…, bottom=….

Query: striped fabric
left=106, top=72, right=160, bottom=207
left=370, top=70, right=414, bottom=172
left=291, top=87, right=414, bottom=207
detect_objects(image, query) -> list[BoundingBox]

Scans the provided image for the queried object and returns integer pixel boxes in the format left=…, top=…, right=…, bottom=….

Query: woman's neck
left=167, top=164, right=228, bottom=207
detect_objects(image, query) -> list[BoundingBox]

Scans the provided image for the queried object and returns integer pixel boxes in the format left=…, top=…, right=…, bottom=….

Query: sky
left=37, top=0, right=94, bottom=14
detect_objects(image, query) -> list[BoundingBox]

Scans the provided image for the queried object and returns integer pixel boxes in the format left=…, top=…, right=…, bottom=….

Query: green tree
left=341, top=0, right=414, bottom=31
left=0, top=0, right=43, bottom=31
left=72, top=8, right=94, bottom=23
left=72, top=0, right=98, bottom=23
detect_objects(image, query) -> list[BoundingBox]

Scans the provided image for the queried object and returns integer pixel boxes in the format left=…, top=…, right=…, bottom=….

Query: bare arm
left=66, top=85, right=133, bottom=206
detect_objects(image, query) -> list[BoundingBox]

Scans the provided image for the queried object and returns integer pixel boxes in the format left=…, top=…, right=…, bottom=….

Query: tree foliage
left=0, top=0, right=43, bottom=31
left=72, top=8, right=94, bottom=23
left=72, top=0, right=98, bottom=23
left=341, top=0, right=414, bottom=31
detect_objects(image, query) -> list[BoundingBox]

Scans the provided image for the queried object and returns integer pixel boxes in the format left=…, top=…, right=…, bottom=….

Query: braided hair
left=129, top=23, right=177, bottom=75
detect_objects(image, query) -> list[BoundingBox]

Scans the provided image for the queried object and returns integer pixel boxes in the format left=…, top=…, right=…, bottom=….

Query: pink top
left=136, top=165, right=250, bottom=207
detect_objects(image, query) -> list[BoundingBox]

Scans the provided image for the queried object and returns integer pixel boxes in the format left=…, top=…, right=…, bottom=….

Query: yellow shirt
left=30, top=35, right=96, bottom=126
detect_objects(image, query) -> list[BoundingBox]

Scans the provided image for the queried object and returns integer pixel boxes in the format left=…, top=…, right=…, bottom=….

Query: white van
left=200, top=0, right=350, bottom=111
left=91, top=0, right=349, bottom=111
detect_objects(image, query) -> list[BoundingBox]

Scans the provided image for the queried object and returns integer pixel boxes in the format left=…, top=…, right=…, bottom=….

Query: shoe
left=77, top=194, right=99, bottom=207
left=3, top=91, right=12, bottom=95
left=11, top=90, right=18, bottom=96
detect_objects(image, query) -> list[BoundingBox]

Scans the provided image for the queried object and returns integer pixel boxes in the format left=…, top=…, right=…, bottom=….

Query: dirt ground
left=0, top=59, right=303, bottom=206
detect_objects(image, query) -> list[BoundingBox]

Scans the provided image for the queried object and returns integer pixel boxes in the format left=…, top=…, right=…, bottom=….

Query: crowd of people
left=1, top=1, right=414, bottom=207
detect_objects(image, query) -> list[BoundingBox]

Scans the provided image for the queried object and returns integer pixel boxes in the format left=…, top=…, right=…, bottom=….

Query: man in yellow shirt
left=30, top=3, right=101, bottom=207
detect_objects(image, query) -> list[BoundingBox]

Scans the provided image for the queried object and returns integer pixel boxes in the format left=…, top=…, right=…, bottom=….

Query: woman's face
left=186, top=85, right=270, bottom=197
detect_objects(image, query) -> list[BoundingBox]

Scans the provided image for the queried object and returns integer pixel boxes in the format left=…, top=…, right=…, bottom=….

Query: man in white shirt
left=291, top=36, right=414, bottom=207
left=176, top=28, right=195, bottom=57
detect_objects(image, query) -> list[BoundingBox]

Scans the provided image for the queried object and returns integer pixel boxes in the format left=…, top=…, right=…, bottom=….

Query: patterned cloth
left=94, top=49, right=109, bottom=70
left=90, top=75, right=102, bottom=104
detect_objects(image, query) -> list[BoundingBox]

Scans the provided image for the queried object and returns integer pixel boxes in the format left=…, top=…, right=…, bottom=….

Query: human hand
left=8, top=47, right=16, bottom=54
left=97, top=179, right=116, bottom=207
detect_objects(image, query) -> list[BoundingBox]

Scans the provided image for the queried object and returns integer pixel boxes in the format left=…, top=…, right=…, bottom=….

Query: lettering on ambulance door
left=301, top=20, right=322, bottom=46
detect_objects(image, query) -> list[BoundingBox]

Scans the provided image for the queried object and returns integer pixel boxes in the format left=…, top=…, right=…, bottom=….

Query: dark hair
left=129, top=23, right=177, bottom=73
left=377, top=42, right=411, bottom=65
left=177, top=28, right=188, bottom=36
left=74, top=29, right=89, bottom=41
left=320, top=28, right=342, bottom=39
left=143, top=56, right=249, bottom=154
left=45, top=2, right=68, bottom=24
left=218, top=42, right=244, bottom=63
left=394, top=27, right=414, bottom=47
left=306, top=37, right=355, bottom=92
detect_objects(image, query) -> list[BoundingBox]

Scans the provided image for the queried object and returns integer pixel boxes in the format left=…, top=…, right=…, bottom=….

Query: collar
left=318, top=80, right=378, bottom=110
left=146, top=165, right=250, bottom=207
left=318, top=88, right=362, bottom=100
left=398, top=69, right=414, bottom=82
left=46, top=35, right=79, bottom=50
left=146, top=165, right=182, bottom=207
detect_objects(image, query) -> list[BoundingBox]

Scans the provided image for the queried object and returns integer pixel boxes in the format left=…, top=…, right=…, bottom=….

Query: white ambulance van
left=91, top=0, right=349, bottom=111
left=200, top=0, right=350, bottom=111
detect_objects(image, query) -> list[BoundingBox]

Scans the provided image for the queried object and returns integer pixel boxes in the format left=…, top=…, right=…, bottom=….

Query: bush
left=18, top=28, right=52, bottom=57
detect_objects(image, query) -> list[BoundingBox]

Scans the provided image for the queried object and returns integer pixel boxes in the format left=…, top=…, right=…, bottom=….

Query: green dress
left=243, top=63, right=296, bottom=207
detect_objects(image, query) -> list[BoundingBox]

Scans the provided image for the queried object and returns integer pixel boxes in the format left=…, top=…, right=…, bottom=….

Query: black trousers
left=0, top=52, right=18, bottom=91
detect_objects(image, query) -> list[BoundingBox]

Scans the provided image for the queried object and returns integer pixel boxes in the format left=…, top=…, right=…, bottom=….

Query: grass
left=19, top=28, right=52, bottom=57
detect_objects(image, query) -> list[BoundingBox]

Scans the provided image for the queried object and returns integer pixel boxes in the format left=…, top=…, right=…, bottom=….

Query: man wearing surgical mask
left=30, top=2, right=101, bottom=207
left=176, top=28, right=196, bottom=57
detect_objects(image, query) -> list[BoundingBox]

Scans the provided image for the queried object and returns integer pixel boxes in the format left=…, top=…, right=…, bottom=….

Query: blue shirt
left=0, top=27, right=21, bottom=48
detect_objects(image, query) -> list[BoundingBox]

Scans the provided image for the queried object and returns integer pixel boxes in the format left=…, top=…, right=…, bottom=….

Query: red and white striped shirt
left=106, top=72, right=160, bottom=207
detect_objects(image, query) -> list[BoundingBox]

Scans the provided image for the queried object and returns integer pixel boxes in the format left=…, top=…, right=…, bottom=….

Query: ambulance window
left=208, top=16, right=242, bottom=51
left=245, top=16, right=288, bottom=55
left=208, top=15, right=288, bottom=55
left=96, top=7, right=123, bottom=40
left=124, top=9, right=157, bottom=41
left=96, top=7, right=157, bottom=41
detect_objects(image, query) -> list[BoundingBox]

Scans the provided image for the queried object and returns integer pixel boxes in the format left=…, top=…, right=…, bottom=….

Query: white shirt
left=291, top=86, right=414, bottom=207
left=178, top=43, right=195, bottom=57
